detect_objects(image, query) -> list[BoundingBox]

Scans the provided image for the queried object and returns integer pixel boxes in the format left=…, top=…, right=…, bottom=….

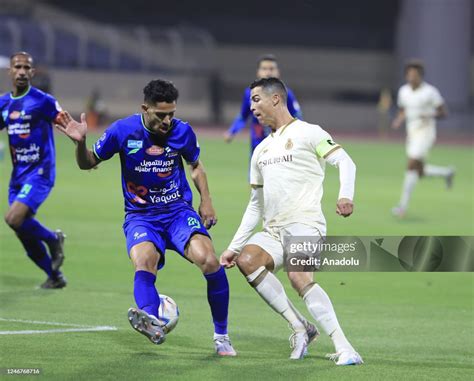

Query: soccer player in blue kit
left=224, top=54, right=302, bottom=154
left=56, top=79, right=236, bottom=356
left=1, top=52, right=66, bottom=289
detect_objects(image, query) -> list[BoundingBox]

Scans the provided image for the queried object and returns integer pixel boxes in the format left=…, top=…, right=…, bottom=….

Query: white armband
left=325, top=148, right=356, bottom=201
left=227, top=187, right=263, bottom=254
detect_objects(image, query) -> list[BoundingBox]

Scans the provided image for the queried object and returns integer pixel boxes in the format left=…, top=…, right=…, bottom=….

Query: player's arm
left=224, top=90, right=252, bottom=142
left=287, top=89, right=303, bottom=119
left=55, top=111, right=100, bottom=170
left=435, top=104, right=448, bottom=119
left=220, top=185, right=263, bottom=268
left=316, top=137, right=356, bottom=218
left=188, top=160, right=217, bottom=229
left=391, top=108, right=405, bottom=130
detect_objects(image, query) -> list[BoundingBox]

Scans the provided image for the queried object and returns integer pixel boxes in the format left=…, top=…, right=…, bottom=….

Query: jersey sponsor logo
left=146, top=145, right=164, bottom=156
left=8, top=122, right=31, bottom=137
left=126, top=181, right=182, bottom=205
left=126, top=181, right=148, bottom=204
left=149, top=190, right=182, bottom=204
left=12, top=143, right=40, bottom=163
left=285, top=138, right=293, bottom=150
left=7, top=110, right=31, bottom=121
left=134, top=159, right=175, bottom=175
left=259, top=154, right=293, bottom=168
left=127, top=140, right=143, bottom=149
left=9, top=111, right=21, bottom=120
left=157, top=171, right=172, bottom=178
left=187, top=217, right=201, bottom=230
left=149, top=180, right=178, bottom=194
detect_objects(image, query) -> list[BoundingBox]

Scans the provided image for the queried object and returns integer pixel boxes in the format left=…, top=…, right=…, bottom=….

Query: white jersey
left=397, top=82, right=444, bottom=137
left=250, top=119, right=339, bottom=236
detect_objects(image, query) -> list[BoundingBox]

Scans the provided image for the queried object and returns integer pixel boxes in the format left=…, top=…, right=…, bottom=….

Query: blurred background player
left=56, top=79, right=236, bottom=356
left=0, top=52, right=66, bottom=289
left=391, top=60, right=455, bottom=217
left=220, top=78, right=362, bottom=364
left=224, top=54, right=302, bottom=154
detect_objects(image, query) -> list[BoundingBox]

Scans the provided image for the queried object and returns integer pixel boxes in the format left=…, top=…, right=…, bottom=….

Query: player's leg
left=424, top=163, right=455, bottom=188
left=393, top=157, right=423, bottom=217
left=127, top=240, right=165, bottom=344
left=236, top=239, right=311, bottom=359
left=417, top=130, right=455, bottom=187
left=6, top=182, right=65, bottom=272
left=167, top=208, right=235, bottom=356
left=5, top=197, right=65, bottom=287
left=287, top=271, right=362, bottom=365
left=130, top=241, right=161, bottom=317
left=184, top=234, right=236, bottom=356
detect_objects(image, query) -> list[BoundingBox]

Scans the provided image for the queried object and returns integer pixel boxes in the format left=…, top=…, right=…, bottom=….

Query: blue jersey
left=227, top=86, right=302, bottom=151
left=93, top=114, right=200, bottom=215
left=0, top=86, right=61, bottom=186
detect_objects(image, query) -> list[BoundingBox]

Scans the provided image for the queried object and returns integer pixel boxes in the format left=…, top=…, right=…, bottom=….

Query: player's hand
left=199, top=199, right=217, bottom=229
left=336, top=198, right=353, bottom=218
left=223, top=132, right=233, bottom=143
left=220, top=249, right=238, bottom=269
left=55, top=111, right=88, bottom=143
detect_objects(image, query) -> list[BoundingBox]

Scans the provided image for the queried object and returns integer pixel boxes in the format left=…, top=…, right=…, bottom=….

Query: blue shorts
left=123, top=205, right=210, bottom=270
left=8, top=178, right=53, bottom=215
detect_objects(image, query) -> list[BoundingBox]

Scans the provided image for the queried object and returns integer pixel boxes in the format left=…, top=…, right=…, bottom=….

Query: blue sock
left=134, top=270, right=160, bottom=318
left=204, top=266, right=229, bottom=335
left=17, top=218, right=57, bottom=244
left=17, top=234, right=58, bottom=279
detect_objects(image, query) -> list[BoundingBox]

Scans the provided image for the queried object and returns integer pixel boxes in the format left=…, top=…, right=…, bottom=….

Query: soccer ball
left=157, top=294, right=179, bottom=334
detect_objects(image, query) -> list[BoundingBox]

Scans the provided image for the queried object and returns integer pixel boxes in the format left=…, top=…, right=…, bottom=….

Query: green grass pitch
left=0, top=132, right=473, bottom=380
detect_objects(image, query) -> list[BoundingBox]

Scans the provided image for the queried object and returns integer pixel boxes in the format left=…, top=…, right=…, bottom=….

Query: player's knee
left=194, top=251, right=219, bottom=273
left=132, top=251, right=159, bottom=272
left=236, top=252, right=260, bottom=276
left=4, top=212, right=23, bottom=231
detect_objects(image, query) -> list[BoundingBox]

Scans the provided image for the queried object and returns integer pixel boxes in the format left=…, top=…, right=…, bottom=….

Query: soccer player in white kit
left=391, top=60, right=454, bottom=217
left=220, top=78, right=363, bottom=364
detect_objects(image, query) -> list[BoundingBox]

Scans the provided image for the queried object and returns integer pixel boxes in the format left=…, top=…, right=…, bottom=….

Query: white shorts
left=406, top=125, right=436, bottom=160
left=246, top=223, right=323, bottom=272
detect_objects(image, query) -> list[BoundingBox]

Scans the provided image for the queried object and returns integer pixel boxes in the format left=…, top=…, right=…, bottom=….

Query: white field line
left=0, top=317, right=118, bottom=335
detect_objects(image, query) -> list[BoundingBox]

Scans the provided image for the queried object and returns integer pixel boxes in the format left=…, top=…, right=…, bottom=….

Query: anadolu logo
left=285, top=138, right=293, bottom=150
left=146, top=145, right=164, bottom=156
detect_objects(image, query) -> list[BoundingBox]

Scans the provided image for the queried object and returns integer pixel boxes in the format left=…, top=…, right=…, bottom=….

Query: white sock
left=287, top=298, right=309, bottom=326
left=247, top=267, right=305, bottom=332
left=399, top=170, right=419, bottom=209
left=424, top=164, right=451, bottom=177
left=303, top=283, right=353, bottom=352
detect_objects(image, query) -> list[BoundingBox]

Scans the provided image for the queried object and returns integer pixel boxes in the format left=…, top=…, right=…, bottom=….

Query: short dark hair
left=250, top=77, right=287, bottom=102
left=404, top=59, right=425, bottom=76
left=257, top=54, right=277, bottom=68
left=10, top=51, right=33, bottom=64
left=143, top=79, right=179, bottom=104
